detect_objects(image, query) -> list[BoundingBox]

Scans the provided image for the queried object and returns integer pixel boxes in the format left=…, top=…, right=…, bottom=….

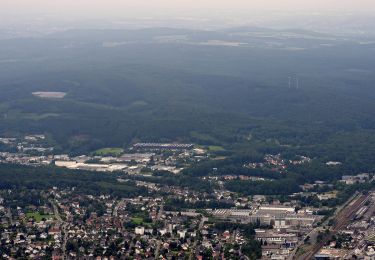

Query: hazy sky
left=2, top=0, right=375, bottom=17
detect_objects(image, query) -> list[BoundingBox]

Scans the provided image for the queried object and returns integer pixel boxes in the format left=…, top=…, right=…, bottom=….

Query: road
left=157, top=203, right=164, bottom=220
left=189, top=216, right=208, bottom=260
left=154, top=203, right=165, bottom=259
left=50, top=199, right=68, bottom=260
left=154, top=240, right=162, bottom=259
left=6, top=207, right=13, bottom=225
left=51, top=200, right=62, bottom=221
left=113, top=199, right=125, bottom=217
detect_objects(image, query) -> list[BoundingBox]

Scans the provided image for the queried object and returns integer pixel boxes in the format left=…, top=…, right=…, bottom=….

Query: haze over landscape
left=2, top=0, right=375, bottom=14
left=0, top=1, right=375, bottom=260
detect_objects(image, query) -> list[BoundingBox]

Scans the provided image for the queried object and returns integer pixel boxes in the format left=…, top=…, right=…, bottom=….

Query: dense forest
left=0, top=164, right=147, bottom=197
left=0, top=27, right=375, bottom=176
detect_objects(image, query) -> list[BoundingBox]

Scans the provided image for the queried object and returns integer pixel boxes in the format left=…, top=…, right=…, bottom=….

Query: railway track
left=333, top=194, right=368, bottom=231
left=296, top=193, right=369, bottom=260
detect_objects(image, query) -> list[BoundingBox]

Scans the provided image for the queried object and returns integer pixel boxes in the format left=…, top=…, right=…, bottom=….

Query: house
left=135, top=226, right=145, bottom=235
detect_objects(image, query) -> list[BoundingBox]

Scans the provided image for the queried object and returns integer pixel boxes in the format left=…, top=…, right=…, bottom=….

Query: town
left=1, top=135, right=375, bottom=259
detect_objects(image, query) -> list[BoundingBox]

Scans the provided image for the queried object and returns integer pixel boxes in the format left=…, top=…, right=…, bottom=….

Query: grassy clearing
left=94, top=147, right=124, bottom=156
left=131, top=217, right=144, bottom=225
left=195, top=144, right=226, bottom=152
left=131, top=216, right=153, bottom=227
left=208, top=145, right=225, bottom=152
left=26, top=212, right=54, bottom=222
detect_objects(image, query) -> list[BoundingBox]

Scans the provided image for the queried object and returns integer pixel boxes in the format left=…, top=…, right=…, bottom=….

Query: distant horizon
left=1, top=0, right=375, bottom=19
left=1, top=1, right=375, bottom=40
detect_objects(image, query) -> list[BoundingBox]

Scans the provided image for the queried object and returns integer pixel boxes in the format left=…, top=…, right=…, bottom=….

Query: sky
left=1, top=0, right=375, bottom=18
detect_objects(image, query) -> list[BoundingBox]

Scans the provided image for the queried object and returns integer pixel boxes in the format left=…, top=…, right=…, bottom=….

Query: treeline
left=225, top=178, right=300, bottom=196
left=130, top=171, right=217, bottom=193
left=164, top=198, right=233, bottom=211
left=0, top=164, right=147, bottom=197
left=183, top=154, right=279, bottom=180
left=2, top=189, right=48, bottom=209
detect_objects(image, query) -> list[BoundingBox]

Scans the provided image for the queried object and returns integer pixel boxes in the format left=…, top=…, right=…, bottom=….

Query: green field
left=131, top=217, right=153, bottom=227
left=131, top=217, right=144, bottom=225
left=208, top=145, right=225, bottom=152
left=26, top=212, right=54, bottom=222
left=94, top=148, right=124, bottom=156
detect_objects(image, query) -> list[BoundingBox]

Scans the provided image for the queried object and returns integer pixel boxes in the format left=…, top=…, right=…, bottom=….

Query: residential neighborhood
left=1, top=135, right=374, bottom=259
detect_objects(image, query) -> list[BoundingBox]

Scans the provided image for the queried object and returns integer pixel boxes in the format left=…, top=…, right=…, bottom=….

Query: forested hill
left=0, top=27, right=374, bottom=169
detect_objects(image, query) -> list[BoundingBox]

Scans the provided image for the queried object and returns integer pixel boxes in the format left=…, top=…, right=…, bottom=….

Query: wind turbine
left=296, top=77, right=299, bottom=89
